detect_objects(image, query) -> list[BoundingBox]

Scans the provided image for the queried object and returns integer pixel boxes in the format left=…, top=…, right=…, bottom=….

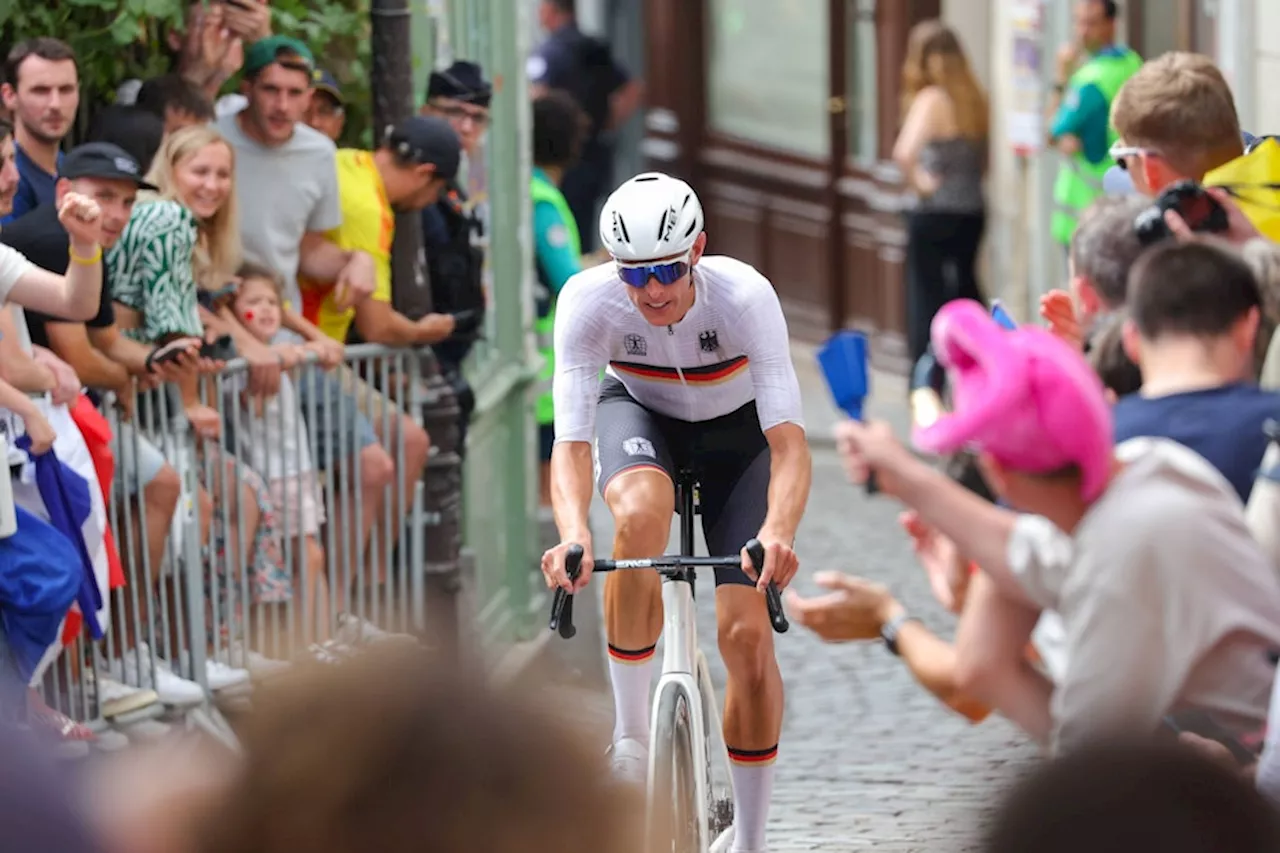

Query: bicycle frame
left=644, top=477, right=735, bottom=851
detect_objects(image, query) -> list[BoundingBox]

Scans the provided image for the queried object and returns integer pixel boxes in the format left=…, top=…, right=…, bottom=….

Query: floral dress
left=108, top=200, right=292, bottom=605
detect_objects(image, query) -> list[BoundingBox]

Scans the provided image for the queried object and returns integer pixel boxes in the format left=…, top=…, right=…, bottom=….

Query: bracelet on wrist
left=69, top=245, right=103, bottom=266
left=881, top=611, right=923, bottom=657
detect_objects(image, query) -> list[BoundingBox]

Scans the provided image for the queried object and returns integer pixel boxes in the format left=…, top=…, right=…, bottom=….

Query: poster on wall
left=1009, top=0, right=1045, bottom=156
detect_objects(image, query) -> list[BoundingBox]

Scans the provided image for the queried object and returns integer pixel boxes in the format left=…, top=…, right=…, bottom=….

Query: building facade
left=566, top=0, right=1274, bottom=369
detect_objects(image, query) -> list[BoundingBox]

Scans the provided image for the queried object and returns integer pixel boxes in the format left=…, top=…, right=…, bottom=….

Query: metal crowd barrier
left=26, top=344, right=442, bottom=750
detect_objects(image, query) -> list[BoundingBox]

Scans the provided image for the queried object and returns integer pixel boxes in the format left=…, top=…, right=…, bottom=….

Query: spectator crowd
left=0, top=0, right=609, bottom=753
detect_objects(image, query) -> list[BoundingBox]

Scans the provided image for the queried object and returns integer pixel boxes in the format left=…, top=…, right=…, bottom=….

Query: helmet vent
left=611, top=210, right=632, bottom=244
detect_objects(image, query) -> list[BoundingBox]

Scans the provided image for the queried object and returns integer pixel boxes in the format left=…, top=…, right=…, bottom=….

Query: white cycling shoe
left=606, top=737, right=648, bottom=787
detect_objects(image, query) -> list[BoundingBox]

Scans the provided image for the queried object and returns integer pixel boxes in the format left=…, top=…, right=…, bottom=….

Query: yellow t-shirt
left=299, top=149, right=394, bottom=342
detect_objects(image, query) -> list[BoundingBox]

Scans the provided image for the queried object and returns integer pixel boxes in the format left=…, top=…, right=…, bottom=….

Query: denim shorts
left=296, top=368, right=380, bottom=470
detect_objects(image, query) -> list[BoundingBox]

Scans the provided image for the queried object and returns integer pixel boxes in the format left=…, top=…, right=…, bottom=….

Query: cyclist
left=540, top=172, right=811, bottom=853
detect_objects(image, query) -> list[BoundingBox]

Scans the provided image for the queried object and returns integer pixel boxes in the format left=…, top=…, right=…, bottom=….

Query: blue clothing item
left=16, top=435, right=102, bottom=638
left=421, top=201, right=449, bottom=248
left=0, top=144, right=60, bottom=226
left=527, top=23, right=629, bottom=154
left=1113, top=383, right=1280, bottom=503
left=0, top=506, right=81, bottom=682
left=0, top=720, right=108, bottom=851
left=533, top=168, right=581, bottom=300
left=1050, top=78, right=1111, bottom=166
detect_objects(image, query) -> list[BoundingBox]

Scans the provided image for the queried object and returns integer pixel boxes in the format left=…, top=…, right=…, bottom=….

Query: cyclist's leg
left=595, top=379, right=677, bottom=761
left=701, top=440, right=781, bottom=853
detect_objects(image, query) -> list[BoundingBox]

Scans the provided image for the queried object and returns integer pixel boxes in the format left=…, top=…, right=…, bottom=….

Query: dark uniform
left=421, top=62, right=492, bottom=455
left=527, top=22, right=632, bottom=252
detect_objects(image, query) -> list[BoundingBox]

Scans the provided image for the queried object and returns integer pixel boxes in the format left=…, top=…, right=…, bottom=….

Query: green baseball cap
left=243, top=35, right=317, bottom=78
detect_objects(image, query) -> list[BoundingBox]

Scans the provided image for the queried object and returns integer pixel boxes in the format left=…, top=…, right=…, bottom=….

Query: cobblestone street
left=547, top=352, right=1038, bottom=851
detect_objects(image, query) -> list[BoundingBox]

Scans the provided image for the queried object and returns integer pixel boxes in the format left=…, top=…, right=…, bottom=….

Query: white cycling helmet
left=598, top=172, right=705, bottom=262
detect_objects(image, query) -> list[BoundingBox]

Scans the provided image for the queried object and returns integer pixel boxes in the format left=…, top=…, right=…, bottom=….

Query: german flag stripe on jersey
left=609, top=355, right=748, bottom=385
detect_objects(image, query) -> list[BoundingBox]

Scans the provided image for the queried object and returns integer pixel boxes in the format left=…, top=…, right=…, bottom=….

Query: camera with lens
left=1133, top=179, right=1230, bottom=246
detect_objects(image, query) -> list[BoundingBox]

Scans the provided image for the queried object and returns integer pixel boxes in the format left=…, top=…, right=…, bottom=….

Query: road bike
left=549, top=469, right=789, bottom=853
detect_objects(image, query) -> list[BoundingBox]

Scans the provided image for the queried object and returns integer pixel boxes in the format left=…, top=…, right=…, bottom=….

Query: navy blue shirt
left=527, top=23, right=629, bottom=156
left=0, top=144, right=60, bottom=226
left=1113, top=383, right=1280, bottom=502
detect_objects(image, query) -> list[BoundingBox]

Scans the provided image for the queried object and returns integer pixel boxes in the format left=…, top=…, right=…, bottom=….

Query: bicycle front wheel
left=649, top=687, right=701, bottom=853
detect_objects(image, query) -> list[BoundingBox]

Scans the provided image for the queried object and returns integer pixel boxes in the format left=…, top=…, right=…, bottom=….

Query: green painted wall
left=414, top=0, right=543, bottom=641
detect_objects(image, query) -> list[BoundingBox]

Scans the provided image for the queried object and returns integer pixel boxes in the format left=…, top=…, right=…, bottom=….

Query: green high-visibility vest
left=531, top=172, right=581, bottom=426
left=1051, top=47, right=1143, bottom=245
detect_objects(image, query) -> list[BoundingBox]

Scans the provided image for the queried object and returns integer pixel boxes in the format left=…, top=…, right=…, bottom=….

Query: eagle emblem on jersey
left=699, top=330, right=719, bottom=352
left=624, top=334, right=647, bottom=356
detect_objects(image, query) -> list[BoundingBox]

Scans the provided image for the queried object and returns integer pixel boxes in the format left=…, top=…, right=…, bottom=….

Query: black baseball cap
left=385, top=116, right=462, bottom=181
left=58, top=142, right=157, bottom=190
left=426, top=61, right=492, bottom=108
left=314, top=69, right=344, bottom=105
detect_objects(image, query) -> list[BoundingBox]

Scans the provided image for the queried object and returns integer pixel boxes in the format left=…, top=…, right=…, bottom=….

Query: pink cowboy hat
left=911, top=300, right=1114, bottom=502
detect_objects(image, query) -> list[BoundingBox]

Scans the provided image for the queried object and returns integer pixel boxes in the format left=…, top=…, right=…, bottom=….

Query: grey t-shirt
left=214, top=114, right=342, bottom=343
left=1008, top=437, right=1280, bottom=755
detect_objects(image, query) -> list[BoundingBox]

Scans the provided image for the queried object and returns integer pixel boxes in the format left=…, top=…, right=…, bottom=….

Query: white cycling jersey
left=551, top=255, right=806, bottom=444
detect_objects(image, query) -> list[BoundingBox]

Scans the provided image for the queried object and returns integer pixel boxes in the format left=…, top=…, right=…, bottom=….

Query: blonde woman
left=109, top=126, right=291, bottom=680
left=894, top=20, right=989, bottom=367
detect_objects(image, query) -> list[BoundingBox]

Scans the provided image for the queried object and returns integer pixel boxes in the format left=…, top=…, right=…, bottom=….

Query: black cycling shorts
left=593, top=377, right=770, bottom=588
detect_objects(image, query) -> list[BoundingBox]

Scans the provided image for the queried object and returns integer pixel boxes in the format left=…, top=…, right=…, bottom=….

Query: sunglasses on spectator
left=616, top=252, right=693, bottom=287
left=1109, top=142, right=1160, bottom=171
left=430, top=102, right=491, bottom=128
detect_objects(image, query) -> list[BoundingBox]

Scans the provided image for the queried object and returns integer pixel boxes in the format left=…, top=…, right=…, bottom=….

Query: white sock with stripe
left=728, top=744, right=777, bottom=852
left=607, top=643, right=656, bottom=747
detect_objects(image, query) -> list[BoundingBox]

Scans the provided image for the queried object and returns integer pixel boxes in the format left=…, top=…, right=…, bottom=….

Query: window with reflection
left=705, top=0, right=830, bottom=158
left=847, top=0, right=878, bottom=163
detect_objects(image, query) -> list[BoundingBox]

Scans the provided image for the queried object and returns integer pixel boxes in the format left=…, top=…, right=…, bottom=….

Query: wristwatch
left=881, top=612, right=922, bottom=657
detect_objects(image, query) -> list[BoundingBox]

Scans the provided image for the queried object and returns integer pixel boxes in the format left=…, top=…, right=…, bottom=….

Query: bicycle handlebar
left=548, top=538, right=790, bottom=639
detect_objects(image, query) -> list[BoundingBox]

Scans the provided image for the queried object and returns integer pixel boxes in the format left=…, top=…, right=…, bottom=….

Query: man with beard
left=0, top=39, right=79, bottom=226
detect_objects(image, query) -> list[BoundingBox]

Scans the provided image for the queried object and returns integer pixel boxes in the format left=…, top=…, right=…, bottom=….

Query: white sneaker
left=218, top=643, right=290, bottom=680
left=307, top=640, right=354, bottom=665
left=198, top=656, right=252, bottom=692
left=335, top=612, right=418, bottom=647
left=86, top=672, right=161, bottom=718
left=111, top=644, right=205, bottom=708
left=606, top=737, right=648, bottom=787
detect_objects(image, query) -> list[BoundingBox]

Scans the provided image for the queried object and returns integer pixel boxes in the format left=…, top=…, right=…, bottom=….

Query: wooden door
left=831, top=0, right=940, bottom=372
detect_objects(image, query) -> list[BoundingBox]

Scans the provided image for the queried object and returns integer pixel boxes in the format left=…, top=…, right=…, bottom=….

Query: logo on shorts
left=622, top=436, right=656, bottom=458
left=699, top=330, right=719, bottom=352
left=624, top=334, right=647, bottom=356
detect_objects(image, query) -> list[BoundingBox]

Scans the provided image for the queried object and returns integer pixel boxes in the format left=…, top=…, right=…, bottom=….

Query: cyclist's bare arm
left=547, top=441, right=596, bottom=591
left=759, top=422, right=811, bottom=544
left=545, top=275, right=610, bottom=591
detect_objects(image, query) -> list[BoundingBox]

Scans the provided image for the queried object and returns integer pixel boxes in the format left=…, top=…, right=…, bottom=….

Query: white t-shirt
left=1007, top=437, right=1280, bottom=755
left=551, top=255, right=805, bottom=442
left=213, top=115, right=342, bottom=344
left=0, top=244, right=33, bottom=304
left=231, top=372, right=313, bottom=481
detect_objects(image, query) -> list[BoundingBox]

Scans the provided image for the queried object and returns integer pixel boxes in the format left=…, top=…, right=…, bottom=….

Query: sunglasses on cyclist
left=616, top=253, right=692, bottom=288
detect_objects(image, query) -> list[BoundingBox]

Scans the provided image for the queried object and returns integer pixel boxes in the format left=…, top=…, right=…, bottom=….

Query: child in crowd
left=231, top=263, right=330, bottom=647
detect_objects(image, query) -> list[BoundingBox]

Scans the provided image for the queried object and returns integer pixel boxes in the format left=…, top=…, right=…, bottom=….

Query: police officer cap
left=427, top=61, right=492, bottom=108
